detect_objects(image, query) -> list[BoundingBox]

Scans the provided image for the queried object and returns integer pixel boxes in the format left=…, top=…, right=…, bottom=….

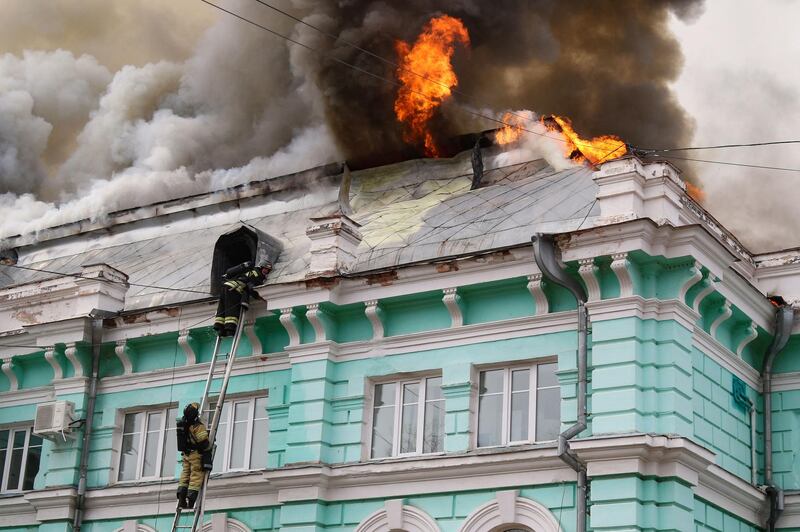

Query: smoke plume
left=0, top=0, right=703, bottom=240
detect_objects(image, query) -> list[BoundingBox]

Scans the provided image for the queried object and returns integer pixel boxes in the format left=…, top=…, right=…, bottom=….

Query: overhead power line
left=652, top=154, right=800, bottom=173
left=639, top=139, right=800, bottom=154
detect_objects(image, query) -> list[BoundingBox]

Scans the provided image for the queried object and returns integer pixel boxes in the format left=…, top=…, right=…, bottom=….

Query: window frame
left=473, top=358, right=559, bottom=449
left=208, top=394, right=268, bottom=473
left=0, top=425, right=42, bottom=493
left=116, top=404, right=177, bottom=483
left=366, top=374, right=445, bottom=460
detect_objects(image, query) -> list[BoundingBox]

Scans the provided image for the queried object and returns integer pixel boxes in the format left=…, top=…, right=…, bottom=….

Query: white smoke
left=0, top=0, right=340, bottom=240
left=489, top=110, right=575, bottom=171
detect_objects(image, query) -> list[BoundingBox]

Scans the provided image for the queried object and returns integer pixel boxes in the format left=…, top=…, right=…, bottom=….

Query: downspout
left=762, top=303, right=793, bottom=532
left=73, top=310, right=115, bottom=532
left=532, top=234, right=589, bottom=532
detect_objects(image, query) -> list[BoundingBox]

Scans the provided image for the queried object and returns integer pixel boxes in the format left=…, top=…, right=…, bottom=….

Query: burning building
left=0, top=139, right=799, bottom=531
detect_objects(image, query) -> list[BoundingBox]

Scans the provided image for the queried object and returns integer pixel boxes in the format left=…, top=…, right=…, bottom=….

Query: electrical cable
left=1, top=263, right=210, bottom=295
left=639, top=139, right=800, bottom=153
left=646, top=153, right=800, bottom=173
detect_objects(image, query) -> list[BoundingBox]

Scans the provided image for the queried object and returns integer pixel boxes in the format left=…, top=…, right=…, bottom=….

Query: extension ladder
left=170, top=299, right=249, bottom=532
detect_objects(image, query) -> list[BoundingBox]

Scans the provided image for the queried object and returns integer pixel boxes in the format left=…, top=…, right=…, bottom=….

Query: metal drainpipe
left=73, top=310, right=114, bottom=532
left=532, top=234, right=589, bottom=532
left=763, top=304, right=793, bottom=532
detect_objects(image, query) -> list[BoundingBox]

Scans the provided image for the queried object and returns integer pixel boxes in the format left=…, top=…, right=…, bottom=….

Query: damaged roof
left=0, top=149, right=598, bottom=310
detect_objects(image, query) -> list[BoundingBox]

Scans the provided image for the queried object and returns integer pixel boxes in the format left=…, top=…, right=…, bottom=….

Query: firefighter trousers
left=214, top=287, right=244, bottom=333
left=178, top=451, right=204, bottom=491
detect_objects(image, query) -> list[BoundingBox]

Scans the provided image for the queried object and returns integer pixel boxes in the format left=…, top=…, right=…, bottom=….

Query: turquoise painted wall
left=693, top=497, right=760, bottom=532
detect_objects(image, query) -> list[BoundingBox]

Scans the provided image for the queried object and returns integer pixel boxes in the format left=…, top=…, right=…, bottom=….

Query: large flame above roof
left=394, top=15, right=470, bottom=157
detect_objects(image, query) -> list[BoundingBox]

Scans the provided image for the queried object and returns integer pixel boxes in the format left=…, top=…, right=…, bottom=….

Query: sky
left=0, top=0, right=798, bottom=253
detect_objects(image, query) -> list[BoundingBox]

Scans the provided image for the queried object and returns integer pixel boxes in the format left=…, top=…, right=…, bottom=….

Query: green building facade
left=1, top=154, right=798, bottom=531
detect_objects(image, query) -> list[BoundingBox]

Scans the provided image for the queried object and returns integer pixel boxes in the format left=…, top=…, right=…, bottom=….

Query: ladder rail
left=190, top=302, right=249, bottom=531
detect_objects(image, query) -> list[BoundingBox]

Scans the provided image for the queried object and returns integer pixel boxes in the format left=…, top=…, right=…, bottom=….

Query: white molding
left=527, top=274, right=549, bottom=315
left=693, top=327, right=761, bottom=390
left=772, top=371, right=800, bottom=392
left=44, top=346, right=63, bottom=381
left=356, top=500, right=441, bottom=532
left=735, top=321, right=758, bottom=359
left=458, top=490, right=562, bottom=532
left=364, top=300, right=385, bottom=340
left=709, top=300, right=732, bottom=339
left=678, top=261, right=703, bottom=304
left=305, top=303, right=327, bottom=342
left=279, top=308, right=301, bottom=347
left=201, top=516, right=251, bottom=532
left=177, top=329, right=197, bottom=365
left=23, top=485, right=77, bottom=522
left=696, top=462, right=767, bottom=528
left=778, top=492, right=800, bottom=528
left=1, top=358, right=19, bottom=391
left=242, top=319, right=263, bottom=356
left=577, top=258, right=601, bottom=302
left=64, top=342, right=84, bottom=378
left=114, top=340, right=134, bottom=375
left=0, top=385, right=55, bottom=408
left=442, top=288, right=464, bottom=327
left=693, top=275, right=719, bottom=314
left=585, top=296, right=699, bottom=332
left=103, top=301, right=217, bottom=343
left=610, top=253, right=634, bottom=297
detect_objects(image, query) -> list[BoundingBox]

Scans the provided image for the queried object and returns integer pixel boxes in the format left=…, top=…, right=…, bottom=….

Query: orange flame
left=495, top=112, right=526, bottom=145
left=394, top=15, right=470, bottom=157
left=685, top=181, right=705, bottom=202
left=542, top=115, right=627, bottom=166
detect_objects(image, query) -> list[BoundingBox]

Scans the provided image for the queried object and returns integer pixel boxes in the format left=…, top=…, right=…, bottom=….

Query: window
left=118, top=406, right=178, bottom=481
left=209, top=396, right=267, bottom=472
left=0, top=427, right=42, bottom=492
left=477, top=362, right=559, bottom=447
left=370, top=376, right=444, bottom=458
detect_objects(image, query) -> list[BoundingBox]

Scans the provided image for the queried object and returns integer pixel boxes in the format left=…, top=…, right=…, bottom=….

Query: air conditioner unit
left=34, top=401, right=75, bottom=440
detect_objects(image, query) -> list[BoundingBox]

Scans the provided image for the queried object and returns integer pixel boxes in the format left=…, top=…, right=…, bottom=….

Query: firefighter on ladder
left=176, top=402, right=212, bottom=509
left=213, top=260, right=272, bottom=336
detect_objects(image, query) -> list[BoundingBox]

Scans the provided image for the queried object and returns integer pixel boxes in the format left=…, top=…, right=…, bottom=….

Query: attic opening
left=210, top=225, right=283, bottom=297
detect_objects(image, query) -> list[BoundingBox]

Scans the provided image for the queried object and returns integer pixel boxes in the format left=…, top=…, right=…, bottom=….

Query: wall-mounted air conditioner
left=34, top=401, right=76, bottom=440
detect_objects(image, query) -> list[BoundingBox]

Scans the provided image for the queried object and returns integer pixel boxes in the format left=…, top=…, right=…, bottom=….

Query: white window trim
left=115, top=405, right=177, bottom=483
left=473, top=358, right=558, bottom=449
left=208, top=394, right=267, bottom=474
left=0, top=425, right=40, bottom=493
left=366, top=374, right=444, bottom=460
left=356, top=499, right=441, bottom=532
left=458, top=490, right=562, bottom=532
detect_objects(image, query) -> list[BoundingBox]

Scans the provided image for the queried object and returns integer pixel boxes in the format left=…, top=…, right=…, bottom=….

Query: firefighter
left=213, top=260, right=272, bottom=337
left=176, top=402, right=212, bottom=509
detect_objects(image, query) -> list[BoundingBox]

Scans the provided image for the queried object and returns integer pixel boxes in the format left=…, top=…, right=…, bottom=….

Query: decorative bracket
left=678, top=261, right=703, bottom=304
left=243, top=319, right=263, bottom=355
left=114, top=340, right=134, bottom=375
left=44, top=346, right=63, bottom=381
left=64, top=342, right=84, bottom=378
left=692, top=274, right=719, bottom=313
left=1, top=358, right=18, bottom=391
left=577, top=258, right=601, bottom=302
left=709, top=300, right=733, bottom=339
left=306, top=303, right=327, bottom=342
left=442, top=287, right=465, bottom=327
left=610, top=253, right=634, bottom=297
left=364, top=300, right=385, bottom=340
left=736, top=321, right=758, bottom=359
left=527, top=274, right=548, bottom=315
left=177, top=329, right=197, bottom=365
left=279, top=308, right=301, bottom=347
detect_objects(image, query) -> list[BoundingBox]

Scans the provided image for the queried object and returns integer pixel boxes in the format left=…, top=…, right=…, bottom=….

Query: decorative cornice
left=610, top=253, right=634, bottom=297
left=678, top=261, right=703, bottom=304
left=577, top=258, right=601, bottom=302
left=177, top=329, right=196, bottom=365
left=0, top=385, right=55, bottom=408
left=64, top=342, right=83, bottom=378
left=585, top=296, right=699, bottom=332
left=693, top=327, right=761, bottom=390
left=736, top=321, right=758, bottom=359
left=364, top=300, right=385, bottom=340
left=709, top=300, right=733, bottom=339
left=114, top=340, right=133, bottom=375
left=279, top=308, right=301, bottom=347
left=44, top=346, right=63, bottom=381
left=2, top=358, right=19, bottom=391
left=693, top=274, right=719, bottom=313
left=23, top=485, right=77, bottom=522
left=442, top=288, right=464, bottom=327
left=778, top=492, right=800, bottom=528
left=526, top=274, right=548, bottom=315
left=305, top=303, right=328, bottom=342
left=696, top=461, right=767, bottom=528
left=772, top=371, right=800, bottom=392
left=243, top=319, right=263, bottom=356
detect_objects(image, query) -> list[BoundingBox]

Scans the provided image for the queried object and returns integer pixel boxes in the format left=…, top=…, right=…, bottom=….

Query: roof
left=0, top=148, right=598, bottom=311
